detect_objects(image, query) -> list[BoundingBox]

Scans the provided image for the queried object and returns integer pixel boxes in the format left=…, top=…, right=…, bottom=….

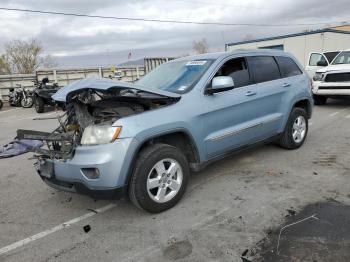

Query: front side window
left=309, top=53, right=327, bottom=66
left=331, top=51, right=350, bottom=65
left=275, top=56, right=302, bottom=78
left=214, top=57, right=251, bottom=88
left=136, top=59, right=213, bottom=94
left=247, top=56, right=280, bottom=84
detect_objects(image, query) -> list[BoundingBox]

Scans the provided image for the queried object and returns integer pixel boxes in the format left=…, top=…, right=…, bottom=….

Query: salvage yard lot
left=1, top=101, right=350, bottom=261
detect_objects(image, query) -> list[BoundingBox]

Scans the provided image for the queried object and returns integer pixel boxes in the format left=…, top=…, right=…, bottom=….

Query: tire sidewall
left=285, top=108, right=308, bottom=148
left=130, top=144, right=189, bottom=213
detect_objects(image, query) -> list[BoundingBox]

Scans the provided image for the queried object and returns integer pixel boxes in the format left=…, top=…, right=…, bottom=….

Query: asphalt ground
left=0, top=100, right=350, bottom=262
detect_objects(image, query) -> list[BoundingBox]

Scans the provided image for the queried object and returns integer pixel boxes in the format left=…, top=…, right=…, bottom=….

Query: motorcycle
left=33, top=78, right=62, bottom=113
left=9, top=85, right=34, bottom=108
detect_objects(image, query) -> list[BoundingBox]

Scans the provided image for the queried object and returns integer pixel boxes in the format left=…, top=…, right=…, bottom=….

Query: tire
left=313, top=95, right=327, bottom=105
left=0, top=100, right=3, bottom=110
left=129, top=143, right=189, bottom=213
left=278, top=108, right=308, bottom=150
left=21, top=96, right=34, bottom=108
left=34, top=96, right=45, bottom=113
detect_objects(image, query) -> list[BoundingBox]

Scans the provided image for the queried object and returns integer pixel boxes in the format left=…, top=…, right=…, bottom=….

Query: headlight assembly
left=81, top=125, right=122, bottom=145
left=313, top=72, right=323, bottom=81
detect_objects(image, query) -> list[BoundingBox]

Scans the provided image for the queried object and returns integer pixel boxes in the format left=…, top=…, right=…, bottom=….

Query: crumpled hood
left=317, top=63, right=350, bottom=73
left=52, top=77, right=180, bottom=102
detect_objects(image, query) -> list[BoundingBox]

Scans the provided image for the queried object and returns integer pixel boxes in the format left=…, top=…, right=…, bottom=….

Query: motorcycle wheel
left=21, top=96, right=34, bottom=108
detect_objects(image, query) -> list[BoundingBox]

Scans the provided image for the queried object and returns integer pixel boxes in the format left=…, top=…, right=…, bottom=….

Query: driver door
left=200, top=57, right=259, bottom=158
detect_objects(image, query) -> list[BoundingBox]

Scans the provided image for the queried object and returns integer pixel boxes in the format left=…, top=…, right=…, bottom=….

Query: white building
left=225, top=28, right=350, bottom=67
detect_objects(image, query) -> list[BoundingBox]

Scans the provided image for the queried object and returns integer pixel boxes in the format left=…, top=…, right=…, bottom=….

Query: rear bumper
left=36, top=137, right=139, bottom=198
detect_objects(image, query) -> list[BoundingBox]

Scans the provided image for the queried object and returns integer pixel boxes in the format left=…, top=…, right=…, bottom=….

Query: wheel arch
left=292, top=98, right=312, bottom=119
left=125, top=129, right=200, bottom=185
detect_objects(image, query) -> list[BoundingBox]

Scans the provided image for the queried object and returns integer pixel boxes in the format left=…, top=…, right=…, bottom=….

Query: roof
left=227, top=28, right=350, bottom=47
left=176, top=49, right=288, bottom=61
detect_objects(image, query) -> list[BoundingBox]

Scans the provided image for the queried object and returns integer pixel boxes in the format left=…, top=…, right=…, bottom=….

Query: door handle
left=283, top=83, right=291, bottom=87
left=245, top=91, right=256, bottom=96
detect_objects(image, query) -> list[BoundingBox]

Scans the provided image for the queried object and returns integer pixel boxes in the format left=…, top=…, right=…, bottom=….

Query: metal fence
left=0, top=57, right=173, bottom=100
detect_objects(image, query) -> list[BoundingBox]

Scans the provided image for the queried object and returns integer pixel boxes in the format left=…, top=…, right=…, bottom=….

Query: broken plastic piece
left=83, top=225, right=91, bottom=233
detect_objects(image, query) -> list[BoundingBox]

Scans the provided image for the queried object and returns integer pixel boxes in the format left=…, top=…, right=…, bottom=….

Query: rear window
left=275, top=56, right=302, bottom=78
left=247, top=56, right=280, bottom=84
left=324, top=52, right=340, bottom=63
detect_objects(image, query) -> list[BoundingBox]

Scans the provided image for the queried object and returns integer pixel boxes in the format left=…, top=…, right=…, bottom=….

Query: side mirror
left=316, top=60, right=328, bottom=67
left=206, top=76, right=235, bottom=95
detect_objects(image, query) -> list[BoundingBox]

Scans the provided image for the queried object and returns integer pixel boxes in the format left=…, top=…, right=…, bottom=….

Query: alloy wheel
left=146, top=158, right=183, bottom=203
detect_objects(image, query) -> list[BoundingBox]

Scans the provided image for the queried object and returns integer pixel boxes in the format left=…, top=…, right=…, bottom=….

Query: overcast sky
left=0, top=0, right=349, bottom=68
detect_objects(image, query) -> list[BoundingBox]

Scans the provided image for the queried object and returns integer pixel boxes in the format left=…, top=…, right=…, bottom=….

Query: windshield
left=136, top=59, right=213, bottom=94
left=332, top=51, right=350, bottom=65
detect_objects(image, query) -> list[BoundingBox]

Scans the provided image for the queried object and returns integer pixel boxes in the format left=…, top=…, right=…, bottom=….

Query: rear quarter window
left=275, top=56, right=303, bottom=78
left=247, top=56, right=280, bottom=84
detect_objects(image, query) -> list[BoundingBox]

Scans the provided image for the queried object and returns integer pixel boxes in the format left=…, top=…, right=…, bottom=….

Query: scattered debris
left=277, top=214, right=319, bottom=254
left=286, top=209, right=296, bottom=217
left=0, top=139, right=43, bottom=159
left=313, top=171, right=318, bottom=175
left=86, top=208, right=98, bottom=214
left=241, top=249, right=249, bottom=257
left=83, top=225, right=91, bottom=233
left=241, top=257, right=252, bottom=262
left=66, top=197, right=72, bottom=203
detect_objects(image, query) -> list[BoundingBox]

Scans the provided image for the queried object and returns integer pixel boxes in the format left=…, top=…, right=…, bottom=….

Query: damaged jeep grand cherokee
left=19, top=50, right=313, bottom=213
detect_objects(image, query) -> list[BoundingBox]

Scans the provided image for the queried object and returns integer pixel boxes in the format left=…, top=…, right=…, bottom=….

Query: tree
left=41, top=55, right=58, bottom=68
left=4, top=39, right=43, bottom=74
left=192, top=38, right=209, bottom=54
left=0, top=55, right=11, bottom=75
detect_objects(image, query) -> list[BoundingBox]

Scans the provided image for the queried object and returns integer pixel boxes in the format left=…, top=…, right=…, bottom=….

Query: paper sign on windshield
left=186, top=61, right=207, bottom=66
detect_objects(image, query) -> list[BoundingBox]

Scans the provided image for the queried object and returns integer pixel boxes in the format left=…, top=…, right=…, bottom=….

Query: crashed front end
left=18, top=78, right=179, bottom=199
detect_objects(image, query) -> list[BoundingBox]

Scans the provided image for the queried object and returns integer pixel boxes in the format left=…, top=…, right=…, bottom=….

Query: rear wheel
left=278, top=108, right=308, bottom=150
left=313, top=95, right=327, bottom=105
left=129, top=144, right=189, bottom=213
left=34, top=96, right=45, bottom=113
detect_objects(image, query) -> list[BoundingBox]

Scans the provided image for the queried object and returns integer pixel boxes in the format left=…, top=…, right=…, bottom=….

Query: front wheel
left=21, top=96, right=34, bottom=108
left=34, top=96, right=45, bottom=113
left=278, top=108, right=308, bottom=150
left=129, top=144, right=189, bottom=213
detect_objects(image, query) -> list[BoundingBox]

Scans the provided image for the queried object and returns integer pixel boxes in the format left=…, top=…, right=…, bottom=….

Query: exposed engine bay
left=17, top=88, right=178, bottom=160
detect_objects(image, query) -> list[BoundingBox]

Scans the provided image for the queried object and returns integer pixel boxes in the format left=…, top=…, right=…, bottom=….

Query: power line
left=173, top=0, right=281, bottom=11
left=0, top=7, right=343, bottom=27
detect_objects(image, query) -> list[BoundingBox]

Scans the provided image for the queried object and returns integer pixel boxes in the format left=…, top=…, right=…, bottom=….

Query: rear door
left=245, top=56, right=287, bottom=140
left=306, top=52, right=329, bottom=77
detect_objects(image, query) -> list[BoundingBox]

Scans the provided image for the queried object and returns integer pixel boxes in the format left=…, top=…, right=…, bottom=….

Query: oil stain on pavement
left=255, top=201, right=350, bottom=262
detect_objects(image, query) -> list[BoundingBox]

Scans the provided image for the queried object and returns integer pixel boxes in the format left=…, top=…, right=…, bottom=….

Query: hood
left=52, top=77, right=181, bottom=102
left=317, top=63, right=350, bottom=73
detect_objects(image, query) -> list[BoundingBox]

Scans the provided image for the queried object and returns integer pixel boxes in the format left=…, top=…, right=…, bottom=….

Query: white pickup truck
left=308, top=50, right=350, bottom=105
